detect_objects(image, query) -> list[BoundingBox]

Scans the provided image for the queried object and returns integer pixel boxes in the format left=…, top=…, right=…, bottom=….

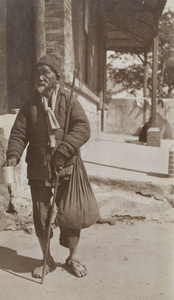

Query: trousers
left=30, top=178, right=80, bottom=248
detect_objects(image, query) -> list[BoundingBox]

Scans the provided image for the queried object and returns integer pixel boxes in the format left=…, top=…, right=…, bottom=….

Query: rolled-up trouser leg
left=59, top=227, right=80, bottom=248
left=30, top=185, right=53, bottom=239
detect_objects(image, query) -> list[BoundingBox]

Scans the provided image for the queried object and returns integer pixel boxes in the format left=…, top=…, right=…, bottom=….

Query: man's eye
left=44, top=71, right=51, bottom=75
left=35, top=70, right=50, bottom=77
left=35, top=72, right=43, bottom=77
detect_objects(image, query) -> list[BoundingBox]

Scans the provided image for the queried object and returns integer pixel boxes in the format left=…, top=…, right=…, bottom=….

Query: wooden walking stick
left=64, top=69, right=76, bottom=138
left=41, top=70, right=76, bottom=284
left=41, top=171, right=60, bottom=284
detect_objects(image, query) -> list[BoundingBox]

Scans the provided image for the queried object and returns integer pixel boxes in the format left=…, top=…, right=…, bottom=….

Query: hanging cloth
left=42, top=84, right=60, bottom=148
left=55, top=152, right=101, bottom=229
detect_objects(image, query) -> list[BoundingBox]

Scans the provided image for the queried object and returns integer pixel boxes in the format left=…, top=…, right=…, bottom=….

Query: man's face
left=35, top=64, right=58, bottom=95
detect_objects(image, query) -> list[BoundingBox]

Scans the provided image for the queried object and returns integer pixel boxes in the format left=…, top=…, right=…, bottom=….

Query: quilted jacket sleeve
left=6, top=102, right=29, bottom=161
left=57, top=97, right=91, bottom=158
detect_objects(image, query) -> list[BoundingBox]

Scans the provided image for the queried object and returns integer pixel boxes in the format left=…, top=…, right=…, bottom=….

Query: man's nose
left=39, top=74, right=44, bottom=81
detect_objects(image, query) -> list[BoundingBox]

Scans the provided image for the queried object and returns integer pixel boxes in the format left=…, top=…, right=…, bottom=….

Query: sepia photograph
left=0, top=0, right=174, bottom=299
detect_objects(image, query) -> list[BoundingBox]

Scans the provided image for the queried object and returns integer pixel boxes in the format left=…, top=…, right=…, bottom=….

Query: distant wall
left=106, top=98, right=174, bottom=139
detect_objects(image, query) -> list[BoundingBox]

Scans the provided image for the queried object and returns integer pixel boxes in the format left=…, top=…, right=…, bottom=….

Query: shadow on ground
left=84, top=160, right=169, bottom=178
left=0, top=246, right=73, bottom=283
left=0, top=246, right=40, bottom=273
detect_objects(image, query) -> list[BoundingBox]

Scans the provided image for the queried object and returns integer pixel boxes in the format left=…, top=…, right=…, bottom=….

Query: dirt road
left=0, top=220, right=174, bottom=300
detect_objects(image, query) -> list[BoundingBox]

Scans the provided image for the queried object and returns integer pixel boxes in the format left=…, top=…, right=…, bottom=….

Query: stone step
left=93, top=187, right=174, bottom=223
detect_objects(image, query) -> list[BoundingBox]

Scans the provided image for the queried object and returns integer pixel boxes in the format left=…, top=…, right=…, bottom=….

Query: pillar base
left=147, top=127, right=160, bottom=147
left=168, top=145, right=174, bottom=178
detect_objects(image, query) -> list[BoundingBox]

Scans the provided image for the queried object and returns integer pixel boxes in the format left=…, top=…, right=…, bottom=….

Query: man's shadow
left=0, top=246, right=71, bottom=283
left=0, top=246, right=42, bottom=283
left=0, top=246, right=40, bottom=272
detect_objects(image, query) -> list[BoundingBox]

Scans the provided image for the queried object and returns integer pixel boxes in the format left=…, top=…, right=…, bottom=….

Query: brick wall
left=78, top=95, right=101, bottom=140
left=147, top=128, right=161, bottom=147
left=45, top=0, right=74, bottom=81
left=66, top=77, right=101, bottom=143
left=45, top=0, right=64, bottom=78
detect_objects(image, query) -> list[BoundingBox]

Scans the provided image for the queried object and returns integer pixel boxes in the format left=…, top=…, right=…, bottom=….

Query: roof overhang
left=100, top=0, right=167, bottom=54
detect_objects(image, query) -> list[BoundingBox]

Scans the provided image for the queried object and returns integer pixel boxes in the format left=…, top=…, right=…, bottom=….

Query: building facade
left=0, top=0, right=166, bottom=144
left=0, top=0, right=107, bottom=141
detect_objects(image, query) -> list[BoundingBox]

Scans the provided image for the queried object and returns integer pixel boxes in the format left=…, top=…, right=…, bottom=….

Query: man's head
left=35, top=54, right=61, bottom=95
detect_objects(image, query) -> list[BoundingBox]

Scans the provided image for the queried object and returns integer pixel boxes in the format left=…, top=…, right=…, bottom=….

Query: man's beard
left=36, top=84, right=47, bottom=94
left=36, top=81, right=57, bottom=96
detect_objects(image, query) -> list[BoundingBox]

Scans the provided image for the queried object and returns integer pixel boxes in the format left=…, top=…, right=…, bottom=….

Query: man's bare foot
left=66, top=257, right=87, bottom=277
left=32, top=257, right=56, bottom=278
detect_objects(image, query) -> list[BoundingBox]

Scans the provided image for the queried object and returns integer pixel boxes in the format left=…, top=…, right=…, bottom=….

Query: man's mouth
left=36, top=82, right=47, bottom=87
left=35, top=82, right=48, bottom=94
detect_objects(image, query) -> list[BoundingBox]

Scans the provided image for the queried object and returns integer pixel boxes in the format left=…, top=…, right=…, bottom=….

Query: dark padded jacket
left=7, top=89, right=91, bottom=180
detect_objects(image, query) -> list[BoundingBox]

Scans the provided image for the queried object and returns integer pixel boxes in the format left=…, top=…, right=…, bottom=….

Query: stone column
left=33, top=0, right=46, bottom=63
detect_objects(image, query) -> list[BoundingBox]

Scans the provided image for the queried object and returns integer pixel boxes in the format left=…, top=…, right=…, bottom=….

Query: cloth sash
left=42, top=84, right=60, bottom=148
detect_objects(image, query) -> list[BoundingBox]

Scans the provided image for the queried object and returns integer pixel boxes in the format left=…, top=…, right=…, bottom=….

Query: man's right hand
left=6, top=157, right=18, bottom=167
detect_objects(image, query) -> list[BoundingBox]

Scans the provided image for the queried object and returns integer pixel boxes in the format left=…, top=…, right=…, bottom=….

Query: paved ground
left=83, top=133, right=174, bottom=223
left=0, top=133, right=174, bottom=299
left=0, top=221, right=174, bottom=300
left=83, top=133, right=174, bottom=186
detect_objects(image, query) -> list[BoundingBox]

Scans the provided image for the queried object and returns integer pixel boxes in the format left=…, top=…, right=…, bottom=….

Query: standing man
left=6, top=53, right=90, bottom=278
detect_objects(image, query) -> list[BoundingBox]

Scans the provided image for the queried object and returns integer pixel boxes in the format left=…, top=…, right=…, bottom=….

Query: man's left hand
left=54, top=152, right=68, bottom=171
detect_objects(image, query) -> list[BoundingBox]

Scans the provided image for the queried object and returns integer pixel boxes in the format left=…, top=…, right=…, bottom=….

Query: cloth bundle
left=55, top=153, right=100, bottom=229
